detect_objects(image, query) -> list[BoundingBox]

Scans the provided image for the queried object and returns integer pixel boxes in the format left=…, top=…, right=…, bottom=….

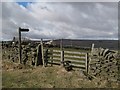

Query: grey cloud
left=1, top=2, right=118, bottom=40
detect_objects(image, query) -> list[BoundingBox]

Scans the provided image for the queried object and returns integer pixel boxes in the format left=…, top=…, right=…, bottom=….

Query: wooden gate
left=44, top=48, right=89, bottom=72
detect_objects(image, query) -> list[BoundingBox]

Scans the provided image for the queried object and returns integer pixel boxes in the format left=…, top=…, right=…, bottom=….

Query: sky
left=1, top=2, right=118, bottom=41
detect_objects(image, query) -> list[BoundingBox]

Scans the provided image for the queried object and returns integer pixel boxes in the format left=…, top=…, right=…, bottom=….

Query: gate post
left=50, top=49, right=53, bottom=66
left=60, top=39, right=64, bottom=66
left=44, top=49, right=48, bottom=66
left=85, top=53, right=89, bottom=74
left=61, top=50, right=64, bottom=65
left=18, top=28, right=22, bottom=64
left=91, top=43, right=94, bottom=55
left=41, top=39, right=44, bottom=67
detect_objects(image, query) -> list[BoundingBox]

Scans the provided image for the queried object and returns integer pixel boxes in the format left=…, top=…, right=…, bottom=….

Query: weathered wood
left=53, top=53, right=61, bottom=56
left=64, top=55, right=86, bottom=59
left=64, top=56, right=85, bottom=61
left=61, top=50, right=64, bottom=65
left=60, top=39, right=63, bottom=50
left=53, top=57, right=61, bottom=60
left=50, top=49, right=53, bottom=66
left=85, top=53, right=89, bottom=74
left=18, top=27, right=29, bottom=64
left=19, top=28, right=22, bottom=64
left=45, top=47, right=89, bottom=70
left=64, top=59, right=85, bottom=63
left=41, top=39, right=44, bottom=67
left=44, top=49, right=48, bottom=66
left=64, top=50, right=86, bottom=54
left=53, top=50, right=61, bottom=53
left=36, top=44, right=43, bottom=66
left=91, top=43, right=94, bottom=54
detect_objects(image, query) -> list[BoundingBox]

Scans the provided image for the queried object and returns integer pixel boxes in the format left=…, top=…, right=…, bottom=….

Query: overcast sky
left=1, top=2, right=118, bottom=40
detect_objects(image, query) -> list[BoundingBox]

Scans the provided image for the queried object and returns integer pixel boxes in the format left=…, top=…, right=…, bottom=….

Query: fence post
left=91, top=43, right=94, bottom=54
left=36, top=44, right=43, bottom=66
left=50, top=49, right=53, bottom=66
left=41, top=38, right=44, bottom=67
left=85, top=53, right=89, bottom=74
left=44, top=49, right=48, bottom=66
left=18, top=28, right=22, bottom=64
left=61, top=50, right=64, bottom=65
left=60, top=39, right=64, bottom=65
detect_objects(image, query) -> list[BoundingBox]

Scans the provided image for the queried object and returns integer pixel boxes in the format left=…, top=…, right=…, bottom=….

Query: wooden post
left=91, top=43, right=94, bottom=53
left=91, top=43, right=94, bottom=55
left=60, top=39, right=63, bottom=50
left=60, top=39, right=64, bottom=65
left=61, top=50, right=64, bottom=65
left=19, top=27, right=22, bottom=64
left=36, top=45, right=39, bottom=66
left=44, top=49, right=48, bottom=66
left=50, top=49, right=53, bottom=66
left=85, top=53, right=89, bottom=74
left=41, top=39, right=44, bottom=67
left=18, top=27, right=29, bottom=64
left=92, top=43, right=94, bottom=52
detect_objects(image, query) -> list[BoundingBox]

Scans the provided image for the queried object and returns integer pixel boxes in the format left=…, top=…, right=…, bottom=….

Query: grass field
left=2, top=60, right=119, bottom=88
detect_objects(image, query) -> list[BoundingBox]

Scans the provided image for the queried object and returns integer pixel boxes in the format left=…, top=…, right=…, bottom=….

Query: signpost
left=19, top=27, right=29, bottom=64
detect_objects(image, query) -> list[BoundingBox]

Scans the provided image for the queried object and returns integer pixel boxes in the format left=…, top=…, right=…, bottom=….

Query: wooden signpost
left=18, top=27, right=29, bottom=64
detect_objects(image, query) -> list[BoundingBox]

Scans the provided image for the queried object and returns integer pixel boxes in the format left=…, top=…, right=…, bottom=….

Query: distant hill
left=52, top=39, right=119, bottom=50
left=1, top=38, right=119, bottom=50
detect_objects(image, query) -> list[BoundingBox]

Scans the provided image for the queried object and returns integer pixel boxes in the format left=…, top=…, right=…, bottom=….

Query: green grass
left=2, top=60, right=119, bottom=88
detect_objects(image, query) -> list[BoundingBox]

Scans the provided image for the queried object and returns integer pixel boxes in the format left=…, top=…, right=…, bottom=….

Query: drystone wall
left=2, top=43, right=38, bottom=65
left=89, top=48, right=118, bottom=81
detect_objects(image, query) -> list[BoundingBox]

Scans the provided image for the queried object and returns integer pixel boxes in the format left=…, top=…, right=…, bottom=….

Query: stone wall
left=89, top=48, right=118, bottom=81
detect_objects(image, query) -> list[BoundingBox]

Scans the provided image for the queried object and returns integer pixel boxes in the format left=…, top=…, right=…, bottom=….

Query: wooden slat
left=52, top=59, right=61, bottom=62
left=64, top=58, right=85, bottom=62
left=53, top=56, right=61, bottom=59
left=53, top=52, right=61, bottom=54
left=64, top=50, right=86, bottom=54
left=64, top=52, right=86, bottom=57
left=64, top=59, right=85, bottom=64
left=64, top=56, right=85, bottom=60
left=48, top=48, right=60, bottom=50
left=64, top=55, right=86, bottom=59
left=53, top=50, right=61, bottom=52
left=47, top=59, right=60, bottom=64
left=47, top=54, right=60, bottom=58
left=48, top=58, right=61, bottom=61
left=53, top=53, right=61, bottom=56
left=48, top=58, right=59, bottom=61
left=63, top=48, right=90, bottom=52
